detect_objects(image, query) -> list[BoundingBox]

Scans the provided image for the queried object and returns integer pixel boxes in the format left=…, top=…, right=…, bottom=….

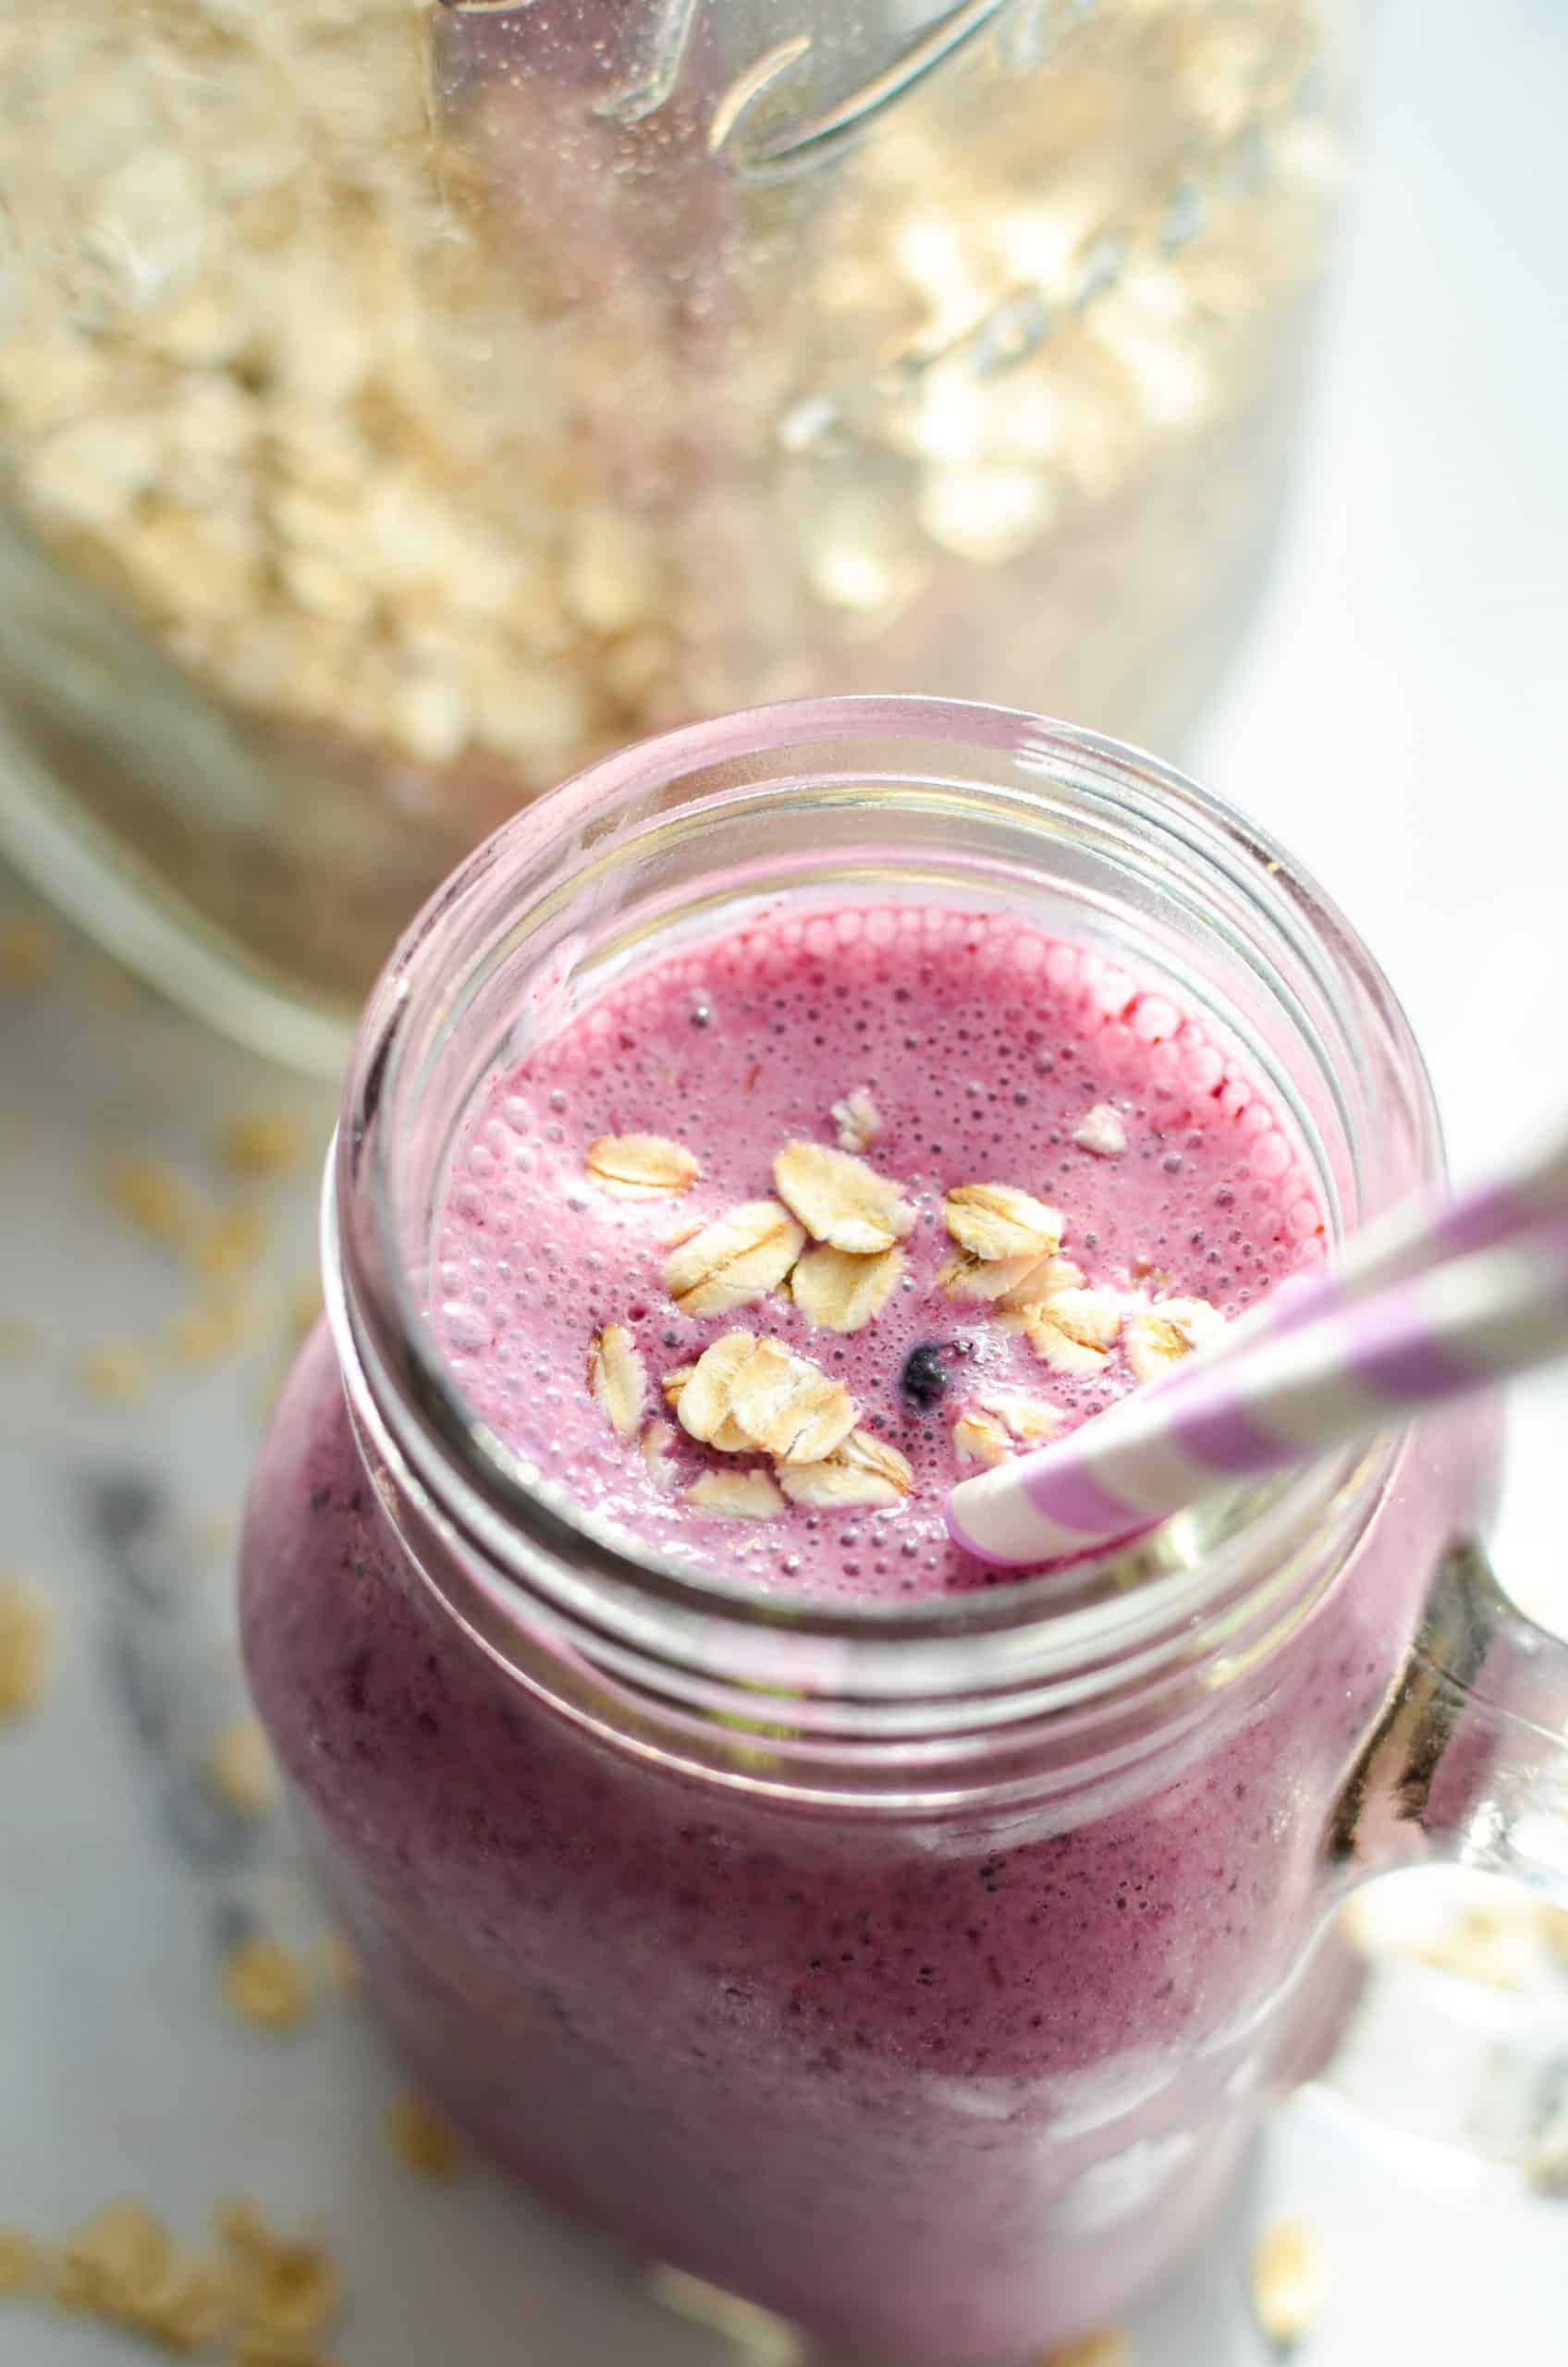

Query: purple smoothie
left=240, top=902, right=1487, bottom=2361
left=433, top=904, right=1323, bottom=1599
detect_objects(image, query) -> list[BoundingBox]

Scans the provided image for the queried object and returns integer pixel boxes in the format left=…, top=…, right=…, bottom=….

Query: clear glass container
left=240, top=698, right=1568, bottom=2361
left=0, top=0, right=1354, bottom=1061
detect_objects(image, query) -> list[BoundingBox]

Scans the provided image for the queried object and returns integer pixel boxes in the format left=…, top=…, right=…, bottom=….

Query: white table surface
left=3, top=2, right=1566, bottom=2361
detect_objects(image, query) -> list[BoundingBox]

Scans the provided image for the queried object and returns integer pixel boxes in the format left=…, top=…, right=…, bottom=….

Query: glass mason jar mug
left=239, top=700, right=1568, bottom=2364
left=0, top=0, right=1353, bottom=1062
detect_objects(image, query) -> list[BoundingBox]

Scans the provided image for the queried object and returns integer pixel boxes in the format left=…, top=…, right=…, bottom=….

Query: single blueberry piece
left=900, top=1342, right=949, bottom=1409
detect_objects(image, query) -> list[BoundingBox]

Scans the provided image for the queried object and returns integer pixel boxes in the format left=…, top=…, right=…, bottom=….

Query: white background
left=2, top=2, right=1565, bottom=2361
left=1197, top=0, right=1568, bottom=1637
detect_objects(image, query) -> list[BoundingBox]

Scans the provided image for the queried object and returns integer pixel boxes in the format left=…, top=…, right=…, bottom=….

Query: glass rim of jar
left=326, top=693, right=1440, bottom=1748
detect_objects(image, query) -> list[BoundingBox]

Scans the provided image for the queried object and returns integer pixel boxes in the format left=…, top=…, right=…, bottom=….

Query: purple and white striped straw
left=945, top=1211, right=1568, bottom=1570
left=1169, top=1120, right=1568, bottom=1389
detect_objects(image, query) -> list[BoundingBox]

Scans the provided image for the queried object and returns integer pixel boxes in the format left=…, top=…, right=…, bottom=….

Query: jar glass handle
left=1315, top=1540, right=1568, bottom=2180
left=1328, top=1539, right=1568, bottom=1900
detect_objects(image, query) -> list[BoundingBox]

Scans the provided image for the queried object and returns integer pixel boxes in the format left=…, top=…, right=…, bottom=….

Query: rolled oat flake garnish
left=721, top=1337, right=858, bottom=1466
left=1025, top=1287, right=1125, bottom=1374
left=683, top=1469, right=787, bottom=1522
left=778, top=1430, right=914, bottom=1509
left=585, top=1133, right=700, bottom=1200
left=1250, top=2216, right=1327, bottom=2349
left=790, top=1241, right=903, bottom=1333
left=773, top=1141, right=915, bottom=1257
left=1073, top=1104, right=1128, bottom=1158
left=830, top=1086, right=882, bottom=1153
left=663, top=1200, right=805, bottom=1318
left=942, top=1182, right=1062, bottom=1263
left=587, top=1323, right=648, bottom=1438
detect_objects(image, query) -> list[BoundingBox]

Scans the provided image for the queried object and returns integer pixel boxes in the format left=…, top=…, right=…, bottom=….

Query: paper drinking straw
left=1196, top=1118, right=1568, bottom=1370
left=946, top=1214, right=1568, bottom=1570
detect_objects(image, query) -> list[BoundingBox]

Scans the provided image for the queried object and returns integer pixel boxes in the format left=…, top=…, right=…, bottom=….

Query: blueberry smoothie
left=435, top=904, right=1323, bottom=1599
left=241, top=895, right=1485, bottom=2361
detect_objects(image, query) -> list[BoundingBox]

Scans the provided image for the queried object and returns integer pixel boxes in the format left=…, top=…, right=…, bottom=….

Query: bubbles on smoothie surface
left=431, top=906, right=1322, bottom=1600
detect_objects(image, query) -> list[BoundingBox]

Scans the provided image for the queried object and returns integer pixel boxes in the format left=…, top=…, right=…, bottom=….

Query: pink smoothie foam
left=434, top=903, right=1324, bottom=1597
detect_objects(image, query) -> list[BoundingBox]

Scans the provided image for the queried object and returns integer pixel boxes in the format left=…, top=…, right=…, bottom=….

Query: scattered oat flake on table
left=221, top=1936, right=312, bottom=2030
left=663, top=1200, right=805, bottom=1317
left=191, top=1203, right=269, bottom=1282
left=0, top=911, right=55, bottom=989
left=219, top=1109, right=309, bottom=1176
left=588, top=1323, right=647, bottom=1438
left=389, top=2094, right=461, bottom=2178
left=646, top=2263, right=808, bottom=2365
left=53, top=2197, right=229, bottom=2351
left=585, top=1132, right=700, bottom=1199
left=105, top=1152, right=202, bottom=1245
left=943, top=1183, right=1063, bottom=1263
left=773, top=1141, right=915, bottom=1256
left=1073, top=1104, right=1128, bottom=1158
left=54, top=2187, right=163, bottom=2319
left=0, top=1575, right=53, bottom=1722
left=830, top=1085, right=882, bottom=1152
left=1412, top=1901, right=1539, bottom=1991
left=235, top=2338, right=338, bottom=2367
left=168, top=1279, right=258, bottom=1367
left=1038, top=2331, right=1130, bottom=2367
left=133, top=2258, right=230, bottom=2351
left=79, top=1343, right=157, bottom=1403
left=0, top=2226, right=43, bottom=2294
left=206, top=1712, right=280, bottom=1817
left=55, top=2199, right=170, bottom=2309
left=1339, top=1889, right=1546, bottom=1989
left=683, top=1469, right=786, bottom=1522
left=1250, top=2216, right=1326, bottom=2349
left=217, top=2199, right=340, bottom=2347
left=790, top=1241, right=903, bottom=1332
